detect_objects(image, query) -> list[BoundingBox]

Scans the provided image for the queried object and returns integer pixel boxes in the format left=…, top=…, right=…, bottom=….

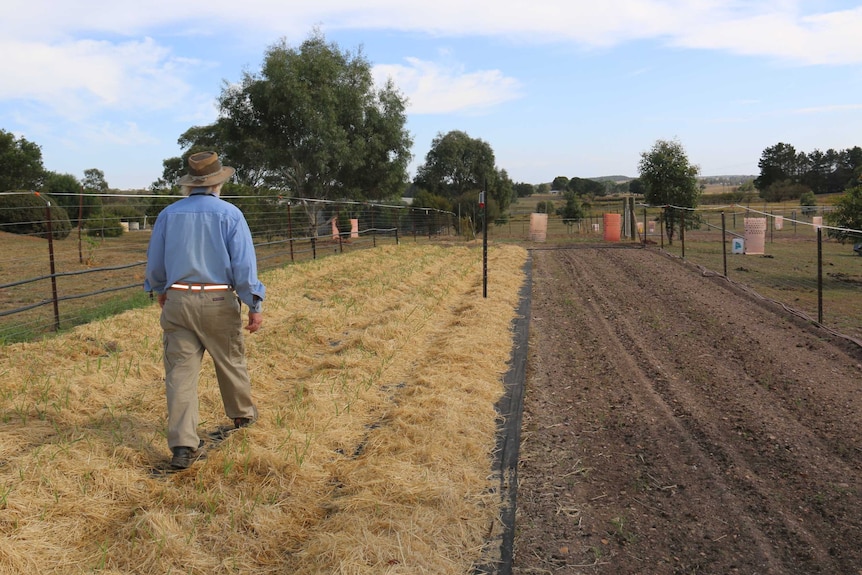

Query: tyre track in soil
left=513, top=246, right=862, bottom=575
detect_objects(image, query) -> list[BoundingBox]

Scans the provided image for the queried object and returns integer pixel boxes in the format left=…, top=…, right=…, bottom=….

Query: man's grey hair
left=180, top=183, right=224, bottom=197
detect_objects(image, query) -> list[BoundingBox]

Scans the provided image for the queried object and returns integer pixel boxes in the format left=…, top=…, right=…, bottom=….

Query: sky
left=2, top=0, right=862, bottom=190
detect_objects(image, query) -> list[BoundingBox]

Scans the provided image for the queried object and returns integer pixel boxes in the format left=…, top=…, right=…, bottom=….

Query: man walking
left=145, top=151, right=265, bottom=469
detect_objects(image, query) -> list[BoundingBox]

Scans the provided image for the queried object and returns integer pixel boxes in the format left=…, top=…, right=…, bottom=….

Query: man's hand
left=158, top=292, right=167, bottom=309
left=246, top=311, right=263, bottom=333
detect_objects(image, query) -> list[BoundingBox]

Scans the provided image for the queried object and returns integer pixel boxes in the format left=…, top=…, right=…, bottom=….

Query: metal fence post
left=371, top=205, right=377, bottom=248
left=642, top=208, right=647, bottom=246
left=818, top=227, right=823, bottom=324
left=287, top=202, right=295, bottom=263
left=78, top=186, right=84, bottom=264
left=660, top=208, right=665, bottom=249
left=722, top=211, right=727, bottom=277
left=681, top=209, right=686, bottom=259
left=40, top=194, right=61, bottom=331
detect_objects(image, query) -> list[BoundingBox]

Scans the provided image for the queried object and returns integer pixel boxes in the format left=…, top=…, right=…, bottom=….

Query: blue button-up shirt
left=144, top=192, right=265, bottom=312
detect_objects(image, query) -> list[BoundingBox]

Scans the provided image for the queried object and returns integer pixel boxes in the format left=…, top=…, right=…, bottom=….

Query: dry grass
left=0, top=242, right=528, bottom=574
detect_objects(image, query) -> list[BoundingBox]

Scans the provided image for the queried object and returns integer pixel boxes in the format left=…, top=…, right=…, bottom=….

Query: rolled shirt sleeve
left=228, top=215, right=266, bottom=310
left=144, top=216, right=168, bottom=293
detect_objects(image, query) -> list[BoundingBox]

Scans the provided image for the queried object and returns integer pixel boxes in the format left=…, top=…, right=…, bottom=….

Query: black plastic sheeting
left=474, top=256, right=532, bottom=575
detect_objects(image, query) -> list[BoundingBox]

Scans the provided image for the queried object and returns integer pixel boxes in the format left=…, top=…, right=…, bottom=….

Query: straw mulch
left=0, top=242, right=528, bottom=574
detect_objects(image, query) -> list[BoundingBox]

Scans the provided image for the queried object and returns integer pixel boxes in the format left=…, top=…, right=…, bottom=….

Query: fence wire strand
left=0, top=192, right=455, bottom=342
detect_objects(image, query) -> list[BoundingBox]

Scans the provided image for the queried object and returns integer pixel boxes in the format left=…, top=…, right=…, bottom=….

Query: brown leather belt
left=169, top=283, right=232, bottom=291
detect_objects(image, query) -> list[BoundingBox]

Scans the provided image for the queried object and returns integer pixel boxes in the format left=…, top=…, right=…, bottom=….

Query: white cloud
left=0, top=37, right=201, bottom=121
left=2, top=2, right=860, bottom=123
left=791, top=103, right=862, bottom=115
left=80, top=121, right=160, bottom=146
left=3, top=0, right=861, bottom=189
left=8, top=1, right=862, bottom=66
left=374, top=58, right=522, bottom=114
left=668, top=6, right=862, bottom=65
left=293, top=1, right=862, bottom=65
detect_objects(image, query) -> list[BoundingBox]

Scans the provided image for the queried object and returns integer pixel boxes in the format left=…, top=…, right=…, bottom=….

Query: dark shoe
left=233, top=406, right=258, bottom=430
left=233, top=417, right=255, bottom=429
left=170, top=440, right=205, bottom=470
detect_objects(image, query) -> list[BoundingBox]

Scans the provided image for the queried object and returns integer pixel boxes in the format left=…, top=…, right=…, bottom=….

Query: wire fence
left=490, top=201, right=862, bottom=344
left=0, top=192, right=456, bottom=343
left=647, top=204, right=862, bottom=344
left=3, top=189, right=860, bottom=346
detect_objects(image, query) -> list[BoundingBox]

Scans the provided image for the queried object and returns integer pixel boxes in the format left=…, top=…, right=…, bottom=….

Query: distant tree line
left=754, top=142, right=862, bottom=201
left=0, top=128, right=131, bottom=239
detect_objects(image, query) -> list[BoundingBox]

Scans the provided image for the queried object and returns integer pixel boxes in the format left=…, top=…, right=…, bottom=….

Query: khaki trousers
left=160, top=289, right=256, bottom=449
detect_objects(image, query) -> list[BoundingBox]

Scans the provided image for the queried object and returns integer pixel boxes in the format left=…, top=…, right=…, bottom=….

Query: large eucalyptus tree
left=173, top=30, right=413, bottom=232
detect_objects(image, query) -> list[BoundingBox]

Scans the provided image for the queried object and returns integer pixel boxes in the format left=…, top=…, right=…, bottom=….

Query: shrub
left=826, top=185, right=862, bottom=244
left=760, top=180, right=810, bottom=202
left=800, top=191, right=818, bottom=215
left=104, top=204, right=146, bottom=227
left=535, top=200, right=555, bottom=214
left=0, top=191, right=72, bottom=239
left=85, top=213, right=125, bottom=238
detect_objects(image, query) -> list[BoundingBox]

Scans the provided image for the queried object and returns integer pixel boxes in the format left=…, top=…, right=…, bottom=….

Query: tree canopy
left=513, top=182, right=535, bottom=197
left=551, top=176, right=569, bottom=192
left=638, top=138, right=701, bottom=243
left=754, top=142, right=804, bottom=191
left=82, top=168, right=109, bottom=194
left=755, top=143, right=862, bottom=197
left=0, top=129, right=45, bottom=192
left=826, top=185, right=862, bottom=244
left=567, top=176, right=607, bottom=197
left=0, top=131, right=111, bottom=227
left=414, top=131, right=496, bottom=199
left=0, top=192, right=71, bottom=239
left=175, top=30, right=412, bottom=205
left=42, top=171, right=102, bottom=226
left=412, top=130, right=512, bottom=231
left=557, top=191, right=585, bottom=223
left=628, top=178, right=646, bottom=196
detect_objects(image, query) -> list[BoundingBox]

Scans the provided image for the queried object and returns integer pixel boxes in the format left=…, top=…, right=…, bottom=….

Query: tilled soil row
left=513, top=246, right=862, bottom=575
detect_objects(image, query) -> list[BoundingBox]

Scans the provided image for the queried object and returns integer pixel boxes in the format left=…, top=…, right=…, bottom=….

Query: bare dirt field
left=512, top=245, right=862, bottom=575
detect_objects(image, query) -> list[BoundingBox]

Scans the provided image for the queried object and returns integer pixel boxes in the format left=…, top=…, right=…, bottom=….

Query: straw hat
left=177, top=151, right=236, bottom=186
